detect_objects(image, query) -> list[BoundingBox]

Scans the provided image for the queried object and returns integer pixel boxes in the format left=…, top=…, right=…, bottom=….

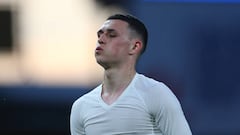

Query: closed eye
left=108, top=33, right=117, bottom=37
left=97, top=30, right=103, bottom=38
left=97, top=28, right=118, bottom=38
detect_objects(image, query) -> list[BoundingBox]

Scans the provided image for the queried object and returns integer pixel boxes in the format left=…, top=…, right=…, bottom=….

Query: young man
left=70, top=14, right=192, bottom=135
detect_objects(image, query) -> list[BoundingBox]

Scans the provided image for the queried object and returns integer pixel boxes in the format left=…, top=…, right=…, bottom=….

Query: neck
left=102, top=64, right=136, bottom=95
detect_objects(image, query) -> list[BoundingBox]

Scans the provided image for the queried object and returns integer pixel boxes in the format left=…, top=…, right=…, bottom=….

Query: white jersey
left=70, top=73, right=192, bottom=135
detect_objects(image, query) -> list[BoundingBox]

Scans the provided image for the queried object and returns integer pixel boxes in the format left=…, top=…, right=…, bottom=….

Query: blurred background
left=0, top=0, right=240, bottom=135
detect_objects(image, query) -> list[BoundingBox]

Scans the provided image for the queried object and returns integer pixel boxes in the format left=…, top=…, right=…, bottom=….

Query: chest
left=82, top=100, right=158, bottom=135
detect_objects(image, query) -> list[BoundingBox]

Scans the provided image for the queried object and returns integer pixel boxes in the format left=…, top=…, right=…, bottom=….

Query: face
left=95, top=19, right=133, bottom=68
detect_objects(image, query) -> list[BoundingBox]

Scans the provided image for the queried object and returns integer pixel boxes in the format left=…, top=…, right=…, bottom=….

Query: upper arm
left=148, top=83, right=192, bottom=135
left=70, top=99, right=85, bottom=135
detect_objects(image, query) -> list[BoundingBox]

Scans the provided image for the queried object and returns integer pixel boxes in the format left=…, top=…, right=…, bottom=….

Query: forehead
left=99, top=20, right=129, bottom=32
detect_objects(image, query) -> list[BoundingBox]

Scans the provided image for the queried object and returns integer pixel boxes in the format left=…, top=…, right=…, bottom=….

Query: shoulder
left=70, top=85, right=102, bottom=127
left=135, top=73, right=171, bottom=94
left=72, top=85, right=101, bottom=110
left=134, top=73, right=181, bottom=112
left=135, top=74, right=192, bottom=134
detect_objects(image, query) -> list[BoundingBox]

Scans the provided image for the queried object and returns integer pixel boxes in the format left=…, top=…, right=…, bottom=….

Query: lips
left=96, top=46, right=103, bottom=51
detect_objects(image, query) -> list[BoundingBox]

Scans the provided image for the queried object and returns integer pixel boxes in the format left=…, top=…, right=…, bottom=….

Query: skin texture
left=95, top=19, right=143, bottom=105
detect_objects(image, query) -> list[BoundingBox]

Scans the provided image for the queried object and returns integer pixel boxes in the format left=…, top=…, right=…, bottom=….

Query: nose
left=98, top=39, right=104, bottom=44
left=97, top=34, right=106, bottom=45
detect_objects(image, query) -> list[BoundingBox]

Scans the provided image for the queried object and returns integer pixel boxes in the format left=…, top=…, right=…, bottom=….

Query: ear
left=129, top=40, right=143, bottom=55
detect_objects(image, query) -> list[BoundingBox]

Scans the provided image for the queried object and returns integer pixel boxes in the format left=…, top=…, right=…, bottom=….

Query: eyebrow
left=97, top=28, right=117, bottom=35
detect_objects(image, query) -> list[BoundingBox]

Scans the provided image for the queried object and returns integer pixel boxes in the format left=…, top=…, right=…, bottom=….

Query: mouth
left=96, top=46, right=103, bottom=51
left=95, top=47, right=103, bottom=55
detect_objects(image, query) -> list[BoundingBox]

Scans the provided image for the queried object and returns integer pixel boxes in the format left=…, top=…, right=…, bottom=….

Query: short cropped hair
left=107, top=14, right=148, bottom=54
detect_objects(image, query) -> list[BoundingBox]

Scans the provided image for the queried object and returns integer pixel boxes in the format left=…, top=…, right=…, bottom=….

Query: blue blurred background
left=1, top=0, right=240, bottom=135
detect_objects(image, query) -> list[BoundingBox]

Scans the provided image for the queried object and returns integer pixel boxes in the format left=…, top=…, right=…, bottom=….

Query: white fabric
left=70, top=73, right=192, bottom=135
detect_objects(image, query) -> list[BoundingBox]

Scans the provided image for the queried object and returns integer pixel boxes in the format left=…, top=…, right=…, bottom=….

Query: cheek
left=113, top=44, right=129, bottom=56
left=113, top=40, right=130, bottom=50
left=107, top=38, right=131, bottom=56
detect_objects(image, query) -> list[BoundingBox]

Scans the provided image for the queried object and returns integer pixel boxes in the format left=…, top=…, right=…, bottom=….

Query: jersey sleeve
left=70, top=99, right=86, bottom=135
left=148, top=83, right=192, bottom=135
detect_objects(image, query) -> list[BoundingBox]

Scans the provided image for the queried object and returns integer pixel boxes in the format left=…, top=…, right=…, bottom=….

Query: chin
left=96, top=59, right=109, bottom=68
left=96, top=58, right=104, bottom=65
